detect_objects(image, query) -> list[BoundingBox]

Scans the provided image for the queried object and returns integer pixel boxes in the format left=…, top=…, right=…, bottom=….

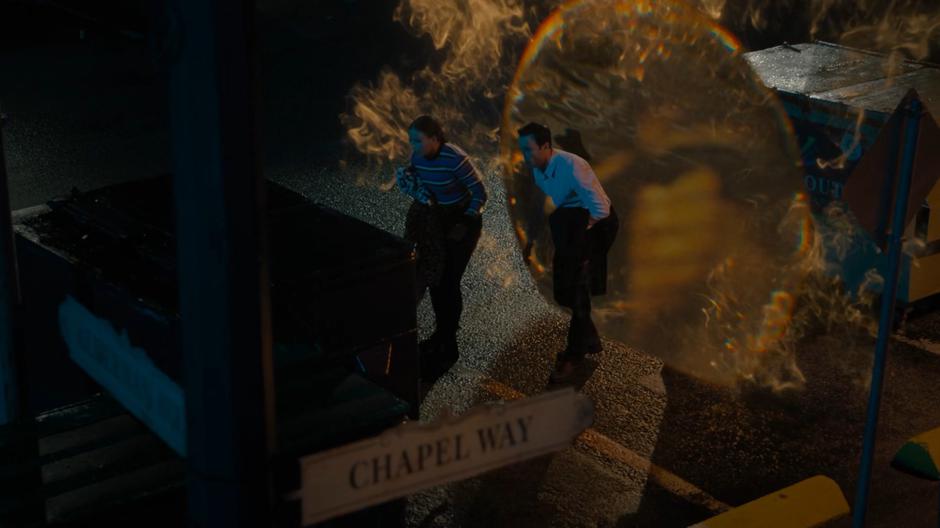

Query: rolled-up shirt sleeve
left=571, top=158, right=610, bottom=221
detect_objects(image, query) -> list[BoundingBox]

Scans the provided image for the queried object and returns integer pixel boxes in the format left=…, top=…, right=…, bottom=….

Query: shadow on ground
left=623, top=315, right=940, bottom=527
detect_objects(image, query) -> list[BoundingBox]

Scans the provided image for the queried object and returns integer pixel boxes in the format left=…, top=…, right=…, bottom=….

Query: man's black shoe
left=420, top=334, right=458, bottom=381
left=419, top=334, right=440, bottom=355
left=562, top=340, right=601, bottom=357
left=549, top=353, right=585, bottom=384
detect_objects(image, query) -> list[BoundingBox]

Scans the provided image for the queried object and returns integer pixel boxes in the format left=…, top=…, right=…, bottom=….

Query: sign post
left=285, top=388, right=594, bottom=526
left=852, top=95, right=923, bottom=528
left=0, top=109, right=20, bottom=425
left=167, top=0, right=276, bottom=525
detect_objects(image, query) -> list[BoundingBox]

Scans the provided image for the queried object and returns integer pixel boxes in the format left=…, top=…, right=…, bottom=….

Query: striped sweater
left=405, top=143, right=487, bottom=215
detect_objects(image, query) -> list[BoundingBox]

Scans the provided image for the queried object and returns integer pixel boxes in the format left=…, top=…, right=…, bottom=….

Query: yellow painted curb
left=688, top=476, right=849, bottom=528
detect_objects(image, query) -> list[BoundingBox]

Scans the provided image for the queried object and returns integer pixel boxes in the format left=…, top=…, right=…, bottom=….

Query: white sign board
left=287, top=388, right=593, bottom=525
left=58, top=295, right=186, bottom=456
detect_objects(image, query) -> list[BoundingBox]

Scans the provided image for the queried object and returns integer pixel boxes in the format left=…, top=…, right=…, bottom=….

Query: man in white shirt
left=517, top=122, right=619, bottom=383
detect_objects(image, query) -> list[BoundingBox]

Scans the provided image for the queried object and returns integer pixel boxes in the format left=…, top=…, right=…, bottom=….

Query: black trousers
left=415, top=207, right=482, bottom=348
left=550, top=207, right=619, bottom=358
left=568, top=259, right=599, bottom=358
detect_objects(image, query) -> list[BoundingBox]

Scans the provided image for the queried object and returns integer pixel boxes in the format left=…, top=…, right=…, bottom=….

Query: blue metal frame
left=0, top=111, right=20, bottom=425
left=167, top=0, right=276, bottom=524
left=852, top=97, right=923, bottom=527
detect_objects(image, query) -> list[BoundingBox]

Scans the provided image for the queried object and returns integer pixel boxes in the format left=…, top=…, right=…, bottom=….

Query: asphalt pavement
left=274, top=157, right=940, bottom=528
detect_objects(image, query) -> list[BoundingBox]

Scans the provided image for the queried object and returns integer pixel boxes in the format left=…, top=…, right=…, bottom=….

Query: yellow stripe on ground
left=688, top=475, right=849, bottom=528
left=479, top=378, right=731, bottom=514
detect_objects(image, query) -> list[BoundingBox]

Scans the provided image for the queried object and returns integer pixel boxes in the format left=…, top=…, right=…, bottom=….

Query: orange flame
left=342, top=0, right=537, bottom=170
left=341, top=0, right=892, bottom=391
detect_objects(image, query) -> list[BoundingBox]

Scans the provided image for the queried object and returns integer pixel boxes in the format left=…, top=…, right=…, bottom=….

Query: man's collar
left=542, top=148, right=559, bottom=179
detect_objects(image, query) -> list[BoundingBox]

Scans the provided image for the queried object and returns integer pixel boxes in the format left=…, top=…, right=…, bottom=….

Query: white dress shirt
left=532, top=148, right=611, bottom=223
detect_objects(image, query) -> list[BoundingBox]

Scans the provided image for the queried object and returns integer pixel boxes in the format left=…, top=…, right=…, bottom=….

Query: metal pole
left=167, top=0, right=276, bottom=526
left=0, top=110, right=21, bottom=425
left=0, top=110, right=42, bottom=528
left=852, top=97, right=923, bottom=527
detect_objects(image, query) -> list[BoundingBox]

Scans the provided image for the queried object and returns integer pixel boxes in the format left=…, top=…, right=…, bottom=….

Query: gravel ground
left=270, top=158, right=940, bottom=528
left=271, top=161, right=671, bottom=528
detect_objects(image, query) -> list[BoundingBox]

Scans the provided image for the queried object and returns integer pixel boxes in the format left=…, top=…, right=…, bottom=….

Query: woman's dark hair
left=409, top=115, right=447, bottom=143
left=517, top=122, right=552, bottom=147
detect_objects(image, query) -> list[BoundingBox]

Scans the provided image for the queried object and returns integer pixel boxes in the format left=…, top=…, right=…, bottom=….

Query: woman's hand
left=397, top=166, right=433, bottom=204
left=395, top=166, right=415, bottom=193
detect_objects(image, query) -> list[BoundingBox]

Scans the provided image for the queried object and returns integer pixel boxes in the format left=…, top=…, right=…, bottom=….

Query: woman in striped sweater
left=396, top=115, right=487, bottom=381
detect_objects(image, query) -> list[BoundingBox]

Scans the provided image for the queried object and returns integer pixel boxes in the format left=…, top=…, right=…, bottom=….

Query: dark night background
left=0, top=0, right=429, bottom=208
left=2, top=0, right=938, bottom=209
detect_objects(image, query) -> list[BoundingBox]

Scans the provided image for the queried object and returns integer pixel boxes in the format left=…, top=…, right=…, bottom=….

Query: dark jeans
left=416, top=207, right=482, bottom=351
left=550, top=208, right=619, bottom=358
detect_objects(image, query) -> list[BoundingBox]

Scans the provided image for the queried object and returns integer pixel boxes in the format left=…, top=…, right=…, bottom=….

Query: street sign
left=58, top=295, right=186, bottom=456
left=286, top=387, right=594, bottom=526
left=843, top=90, right=940, bottom=245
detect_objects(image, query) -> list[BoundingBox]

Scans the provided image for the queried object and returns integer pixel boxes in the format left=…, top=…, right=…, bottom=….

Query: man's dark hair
left=409, top=115, right=447, bottom=143
left=517, top=122, right=552, bottom=148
